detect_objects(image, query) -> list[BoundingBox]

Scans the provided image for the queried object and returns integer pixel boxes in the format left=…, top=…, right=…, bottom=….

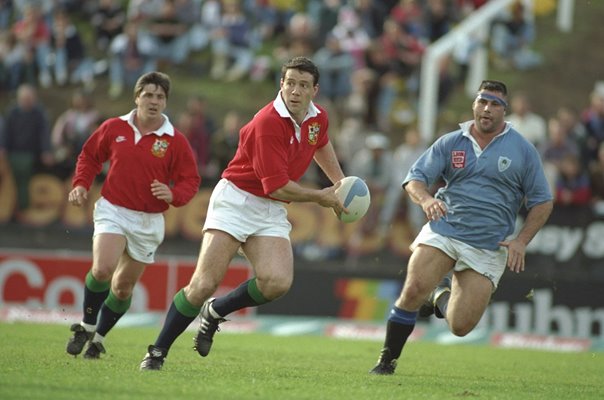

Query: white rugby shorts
left=93, top=197, right=164, bottom=263
left=203, top=179, right=292, bottom=242
left=411, top=223, right=508, bottom=289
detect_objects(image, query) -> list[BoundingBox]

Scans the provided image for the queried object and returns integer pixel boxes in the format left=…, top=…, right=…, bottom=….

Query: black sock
left=82, top=271, right=110, bottom=325
left=154, top=289, right=200, bottom=351
left=96, top=304, right=124, bottom=337
left=96, top=291, right=131, bottom=337
left=383, top=319, right=415, bottom=360
left=212, top=278, right=269, bottom=317
left=435, top=291, right=451, bottom=319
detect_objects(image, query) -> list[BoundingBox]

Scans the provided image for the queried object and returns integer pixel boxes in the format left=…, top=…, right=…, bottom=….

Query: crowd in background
left=0, top=0, right=603, bottom=256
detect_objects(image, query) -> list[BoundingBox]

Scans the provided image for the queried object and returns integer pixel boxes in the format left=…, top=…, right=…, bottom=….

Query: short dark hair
left=478, top=80, right=508, bottom=96
left=134, top=71, right=171, bottom=100
left=281, top=57, right=320, bottom=86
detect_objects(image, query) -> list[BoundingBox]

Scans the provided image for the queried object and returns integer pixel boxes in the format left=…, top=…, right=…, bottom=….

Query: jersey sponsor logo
left=308, top=122, right=320, bottom=145
left=151, top=139, right=169, bottom=158
left=498, top=156, right=512, bottom=172
left=451, top=150, right=466, bottom=168
left=115, top=136, right=126, bottom=143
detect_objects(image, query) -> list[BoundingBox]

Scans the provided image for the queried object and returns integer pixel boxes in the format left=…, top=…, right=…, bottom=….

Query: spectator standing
left=389, top=0, right=423, bottom=39
left=209, top=0, right=255, bottom=82
left=177, top=95, right=216, bottom=179
left=271, top=12, right=317, bottom=83
left=208, top=110, right=243, bottom=184
left=107, top=21, right=157, bottom=99
left=50, top=8, right=95, bottom=88
left=90, top=0, right=126, bottom=52
left=51, top=89, right=101, bottom=178
left=139, top=0, right=192, bottom=67
left=423, top=0, right=453, bottom=43
left=188, top=0, right=220, bottom=52
left=539, top=116, right=579, bottom=194
left=329, top=6, right=371, bottom=70
left=554, top=153, right=591, bottom=206
left=0, top=83, right=52, bottom=213
left=11, top=2, right=52, bottom=87
left=379, top=126, right=427, bottom=237
left=490, top=0, right=542, bottom=70
left=347, top=132, right=393, bottom=255
left=506, top=92, right=546, bottom=147
left=581, top=82, right=604, bottom=164
left=0, top=0, right=13, bottom=30
left=556, top=104, right=588, bottom=166
left=0, top=30, right=36, bottom=91
left=589, top=142, right=604, bottom=214
left=313, top=33, right=354, bottom=103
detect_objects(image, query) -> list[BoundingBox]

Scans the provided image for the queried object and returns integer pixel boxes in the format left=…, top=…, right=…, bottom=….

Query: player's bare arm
left=270, top=181, right=344, bottom=215
left=313, top=142, right=345, bottom=184
left=405, top=180, right=447, bottom=221
left=498, top=200, right=553, bottom=273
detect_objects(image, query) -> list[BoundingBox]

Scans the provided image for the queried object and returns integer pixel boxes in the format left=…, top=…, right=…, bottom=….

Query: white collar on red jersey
left=273, top=91, right=320, bottom=122
left=274, top=92, right=320, bottom=143
left=120, top=109, right=175, bottom=137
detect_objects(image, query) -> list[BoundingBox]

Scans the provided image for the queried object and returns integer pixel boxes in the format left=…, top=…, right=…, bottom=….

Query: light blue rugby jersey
left=403, top=121, right=552, bottom=250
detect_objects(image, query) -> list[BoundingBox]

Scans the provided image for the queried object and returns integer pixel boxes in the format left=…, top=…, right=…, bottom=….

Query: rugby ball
left=335, top=176, right=371, bottom=223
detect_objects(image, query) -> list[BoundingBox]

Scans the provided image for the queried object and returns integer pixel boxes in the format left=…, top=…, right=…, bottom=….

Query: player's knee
left=449, top=320, right=476, bottom=337
left=257, top=276, right=292, bottom=300
left=400, top=279, right=431, bottom=305
left=186, top=281, right=219, bottom=305
left=112, top=286, right=133, bottom=300
left=91, top=265, right=113, bottom=282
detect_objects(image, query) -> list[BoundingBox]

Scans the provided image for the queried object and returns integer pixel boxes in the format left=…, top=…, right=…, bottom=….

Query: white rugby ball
left=335, top=176, right=371, bottom=223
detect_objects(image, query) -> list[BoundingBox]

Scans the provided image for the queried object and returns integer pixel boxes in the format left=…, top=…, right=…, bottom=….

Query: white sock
left=92, top=332, right=105, bottom=344
left=80, top=322, right=96, bottom=332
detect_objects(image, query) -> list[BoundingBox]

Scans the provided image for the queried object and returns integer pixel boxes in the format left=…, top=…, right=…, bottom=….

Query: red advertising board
left=0, top=250, right=252, bottom=314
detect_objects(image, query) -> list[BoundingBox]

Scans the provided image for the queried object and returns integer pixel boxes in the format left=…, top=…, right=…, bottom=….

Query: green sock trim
left=85, top=271, right=110, bottom=293
left=104, top=290, right=131, bottom=313
left=174, top=288, right=201, bottom=318
left=248, top=278, right=269, bottom=305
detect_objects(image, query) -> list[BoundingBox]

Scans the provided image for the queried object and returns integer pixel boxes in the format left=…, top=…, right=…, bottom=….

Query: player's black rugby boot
left=66, top=323, right=94, bottom=356
left=369, top=348, right=397, bottom=375
left=139, top=345, right=168, bottom=371
left=193, top=298, right=227, bottom=357
left=83, top=341, right=106, bottom=359
left=418, top=272, right=452, bottom=319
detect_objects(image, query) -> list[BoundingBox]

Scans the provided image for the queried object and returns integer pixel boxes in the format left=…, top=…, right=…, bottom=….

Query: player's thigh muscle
left=448, top=269, right=492, bottom=335
left=242, top=236, right=293, bottom=294
left=92, top=233, right=127, bottom=278
left=189, top=230, right=241, bottom=293
left=398, top=244, right=455, bottom=309
left=111, top=252, right=147, bottom=299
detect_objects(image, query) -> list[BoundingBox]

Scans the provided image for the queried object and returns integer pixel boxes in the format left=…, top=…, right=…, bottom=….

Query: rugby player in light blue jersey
left=370, top=80, right=554, bottom=375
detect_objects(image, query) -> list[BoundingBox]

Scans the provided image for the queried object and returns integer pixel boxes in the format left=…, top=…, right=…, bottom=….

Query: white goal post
left=417, top=0, right=575, bottom=143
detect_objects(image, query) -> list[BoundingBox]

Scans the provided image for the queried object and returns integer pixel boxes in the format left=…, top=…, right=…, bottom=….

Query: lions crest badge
left=151, top=139, right=169, bottom=158
left=308, top=122, right=320, bottom=145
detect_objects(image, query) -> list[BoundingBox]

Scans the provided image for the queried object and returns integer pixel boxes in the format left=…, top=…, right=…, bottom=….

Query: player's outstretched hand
left=319, top=183, right=345, bottom=217
left=68, top=186, right=88, bottom=207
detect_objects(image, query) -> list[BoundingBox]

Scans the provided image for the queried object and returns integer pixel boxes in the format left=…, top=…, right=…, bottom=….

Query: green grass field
left=0, top=322, right=602, bottom=400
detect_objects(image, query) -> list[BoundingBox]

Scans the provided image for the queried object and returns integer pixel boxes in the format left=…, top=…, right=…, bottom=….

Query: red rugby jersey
left=72, top=111, right=200, bottom=213
left=222, top=93, right=329, bottom=198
